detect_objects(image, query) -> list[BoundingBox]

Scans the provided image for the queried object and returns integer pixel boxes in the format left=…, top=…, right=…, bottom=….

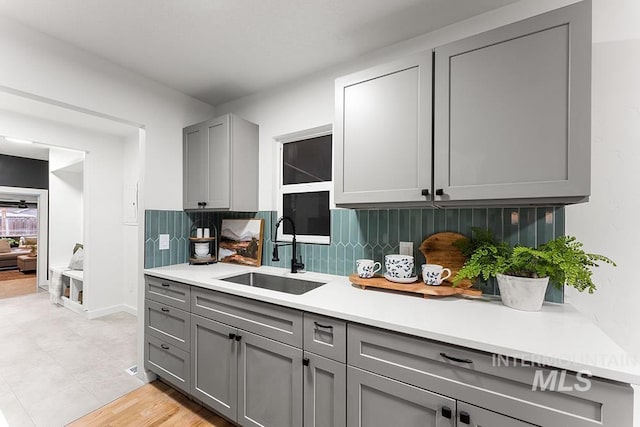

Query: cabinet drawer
left=145, top=299, right=190, bottom=352
left=348, top=324, right=633, bottom=427
left=191, top=287, right=303, bottom=347
left=145, top=275, right=190, bottom=311
left=303, top=313, right=346, bottom=363
left=144, top=334, right=190, bottom=394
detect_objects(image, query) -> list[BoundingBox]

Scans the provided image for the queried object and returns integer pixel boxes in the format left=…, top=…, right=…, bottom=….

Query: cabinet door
left=335, top=52, right=432, bottom=206
left=434, top=1, right=590, bottom=203
left=347, top=366, right=455, bottom=427
left=204, top=115, right=231, bottom=209
left=191, top=315, right=238, bottom=421
left=183, top=122, right=209, bottom=209
left=457, top=402, right=538, bottom=427
left=304, top=352, right=346, bottom=427
left=238, top=331, right=303, bottom=427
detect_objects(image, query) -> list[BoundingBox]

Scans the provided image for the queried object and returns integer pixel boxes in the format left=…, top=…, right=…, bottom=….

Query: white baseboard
left=122, top=304, right=137, bottom=316
left=86, top=304, right=138, bottom=319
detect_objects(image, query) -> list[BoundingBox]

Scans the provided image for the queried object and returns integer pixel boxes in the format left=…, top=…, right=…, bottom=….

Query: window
left=0, top=206, right=38, bottom=237
left=277, top=125, right=332, bottom=244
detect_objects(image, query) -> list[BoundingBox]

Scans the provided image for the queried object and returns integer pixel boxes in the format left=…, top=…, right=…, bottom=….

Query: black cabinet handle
left=435, top=189, right=444, bottom=196
left=421, top=189, right=430, bottom=196
left=235, top=335, right=242, bottom=342
left=160, top=344, right=170, bottom=350
left=228, top=333, right=237, bottom=340
left=303, top=358, right=310, bottom=366
left=314, top=321, right=333, bottom=330
left=440, top=352, right=473, bottom=364
left=161, top=307, right=170, bottom=312
left=459, top=411, right=470, bottom=424
left=161, top=283, right=170, bottom=287
left=441, top=406, right=452, bottom=419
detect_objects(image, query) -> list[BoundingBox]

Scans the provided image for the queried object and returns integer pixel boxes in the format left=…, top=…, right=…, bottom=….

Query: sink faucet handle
left=272, top=244, right=280, bottom=262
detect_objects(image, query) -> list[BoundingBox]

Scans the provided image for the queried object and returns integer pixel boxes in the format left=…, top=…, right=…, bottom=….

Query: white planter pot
left=496, top=274, right=550, bottom=311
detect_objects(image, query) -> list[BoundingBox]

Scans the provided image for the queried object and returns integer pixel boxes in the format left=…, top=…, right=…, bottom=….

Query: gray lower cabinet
left=144, top=334, right=190, bottom=394
left=238, top=330, right=303, bottom=427
left=457, top=401, right=537, bottom=427
left=304, top=352, right=346, bottom=427
left=191, top=314, right=238, bottom=421
left=347, top=366, right=455, bottom=427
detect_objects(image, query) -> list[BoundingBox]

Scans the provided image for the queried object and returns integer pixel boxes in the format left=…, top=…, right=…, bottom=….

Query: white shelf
left=51, top=158, right=83, bottom=174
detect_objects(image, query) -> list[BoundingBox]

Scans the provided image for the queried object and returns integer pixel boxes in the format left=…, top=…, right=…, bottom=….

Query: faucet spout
left=273, top=216, right=304, bottom=273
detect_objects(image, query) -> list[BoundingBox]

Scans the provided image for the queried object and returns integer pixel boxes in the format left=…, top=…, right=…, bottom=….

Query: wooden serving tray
left=419, top=232, right=473, bottom=288
left=349, top=274, right=482, bottom=298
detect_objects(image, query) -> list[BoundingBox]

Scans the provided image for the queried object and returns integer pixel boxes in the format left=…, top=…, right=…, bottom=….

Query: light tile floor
left=0, top=290, right=143, bottom=427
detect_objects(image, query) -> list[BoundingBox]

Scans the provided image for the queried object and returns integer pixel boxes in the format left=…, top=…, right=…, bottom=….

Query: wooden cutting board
left=349, top=274, right=481, bottom=298
left=418, top=232, right=472, bottom=288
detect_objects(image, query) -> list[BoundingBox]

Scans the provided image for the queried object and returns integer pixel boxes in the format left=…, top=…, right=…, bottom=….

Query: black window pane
left=283, top=192, right=330, bottom=237
left=283, top=135, right=332, bottom=185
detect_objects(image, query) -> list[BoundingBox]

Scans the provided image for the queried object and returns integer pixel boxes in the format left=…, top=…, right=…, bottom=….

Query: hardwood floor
left=68, top=381, right=235, bottom=427
left=0, top=269, right=37, bottom=299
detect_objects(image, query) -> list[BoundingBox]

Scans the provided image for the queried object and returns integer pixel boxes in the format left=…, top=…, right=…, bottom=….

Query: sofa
left=0, top=239, right=36, bottom=269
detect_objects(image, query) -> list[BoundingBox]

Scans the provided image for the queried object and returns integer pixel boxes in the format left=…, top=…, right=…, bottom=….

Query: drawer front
left=144, top=334, right=190, bottom=394
left=145, top=299, right=190, bottom=352
left=303, top=313, right=346, bottom=363
left=347, top=324, right=633, bottom=427
left=145, top=275, right=190, bottom=310
left=191, top=287, right=303, bottom=347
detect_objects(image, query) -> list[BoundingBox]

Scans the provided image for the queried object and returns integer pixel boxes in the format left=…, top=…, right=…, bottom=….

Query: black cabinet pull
left=435, top=189, right=444, bottom=196
left=314, top=321, right=333, bottom=330
left=440, top=352, right=473, bottom=364
left=160, top=344, right=170, bottom=350
left=303, top=358, right=310, bottom=366
left=459, top=411, right=470, bottom=424
left=421, top=189, right=430, bottom=196
left=441, top=406, right=452, bottom=419
left=161, top=283, right=170, bottom=287
left=161, top=307, right=170, bottom=312
left=228, top=333, right=237, bottom=340
left=235, top=335, right=242, bottom=342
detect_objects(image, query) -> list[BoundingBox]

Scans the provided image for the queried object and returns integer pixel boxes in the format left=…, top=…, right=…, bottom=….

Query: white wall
left=565, top=0, right=640, bottom=373
left=49, top=148, right=84, bottom=268
left=0, top=16, right=215, bottom=210
left=122, top=132, right=140, bottom=312
left=0, top=109, right=129, bottom=317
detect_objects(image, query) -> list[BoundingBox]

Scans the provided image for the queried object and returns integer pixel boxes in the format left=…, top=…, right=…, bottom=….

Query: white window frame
left=275, top=124, right=333, bottom=245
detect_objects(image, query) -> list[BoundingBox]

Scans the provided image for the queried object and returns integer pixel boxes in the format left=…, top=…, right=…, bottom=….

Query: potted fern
left=453, top=228, right=615, bottom=311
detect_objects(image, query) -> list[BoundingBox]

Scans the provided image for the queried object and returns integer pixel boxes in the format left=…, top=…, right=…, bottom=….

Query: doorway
left=0, top=187, right=49, bottom=299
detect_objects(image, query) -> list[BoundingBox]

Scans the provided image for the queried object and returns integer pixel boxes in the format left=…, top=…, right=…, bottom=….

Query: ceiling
left=0, top=0, right=520, bottom=106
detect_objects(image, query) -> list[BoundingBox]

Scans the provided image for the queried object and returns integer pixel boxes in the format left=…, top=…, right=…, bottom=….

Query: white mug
left=385, top=255, right=414, bottom=279
left=421, top=264, right=452, bottom=286
left=356, top=259, right=381, bottom=279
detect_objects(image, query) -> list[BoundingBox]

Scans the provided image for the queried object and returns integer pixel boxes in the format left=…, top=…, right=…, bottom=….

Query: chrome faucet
left=272, top=216, right=304, bottom=273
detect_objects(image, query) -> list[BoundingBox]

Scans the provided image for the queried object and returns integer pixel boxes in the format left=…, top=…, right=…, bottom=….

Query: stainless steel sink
left=221, top=272, right=326, bottom=295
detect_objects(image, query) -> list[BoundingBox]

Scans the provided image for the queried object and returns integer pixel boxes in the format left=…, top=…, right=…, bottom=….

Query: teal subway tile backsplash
left=144, top=206, right=566, bottom=302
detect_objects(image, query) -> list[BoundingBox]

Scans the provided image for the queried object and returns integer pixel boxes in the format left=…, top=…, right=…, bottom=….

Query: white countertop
left=144, top=263, right=640, bottom=385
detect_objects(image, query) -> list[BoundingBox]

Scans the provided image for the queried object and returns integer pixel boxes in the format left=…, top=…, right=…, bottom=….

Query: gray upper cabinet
left=433, top=1, right=591, bottom=204
left=183, top=113, right=259, bottom=211
left=334, top=53, right=432, bottom=206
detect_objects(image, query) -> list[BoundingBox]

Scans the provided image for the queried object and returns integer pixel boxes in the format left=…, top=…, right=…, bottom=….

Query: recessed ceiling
left=0, top=0, right=520, bottom=106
